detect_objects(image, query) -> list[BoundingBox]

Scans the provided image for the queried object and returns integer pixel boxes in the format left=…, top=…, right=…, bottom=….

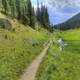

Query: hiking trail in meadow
left=19, top=39, right=52, bottom=80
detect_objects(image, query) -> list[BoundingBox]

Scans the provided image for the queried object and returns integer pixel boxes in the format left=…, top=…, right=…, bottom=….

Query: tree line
left=0, top=0, right=53, bottom=32
left=54, top=22, right=80, bottom=31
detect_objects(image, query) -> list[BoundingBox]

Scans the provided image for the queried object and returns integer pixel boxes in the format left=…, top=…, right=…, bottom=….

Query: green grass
left=36, top=29, right=80, bottom=80
left=0, top=13, right=50, bottom=80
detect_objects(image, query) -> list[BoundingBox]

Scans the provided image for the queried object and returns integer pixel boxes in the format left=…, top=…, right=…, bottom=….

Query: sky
left=31, top=0, right=80, bottom=25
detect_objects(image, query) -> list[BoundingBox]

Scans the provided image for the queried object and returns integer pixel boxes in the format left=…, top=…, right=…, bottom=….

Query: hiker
left=58, top=37, right=63, bottom=51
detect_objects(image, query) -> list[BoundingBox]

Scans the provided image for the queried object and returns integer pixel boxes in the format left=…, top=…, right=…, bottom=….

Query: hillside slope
left=0, top=13, right=50, bottom=80
left=67, top=13, right=80, bottom=22
left=54, top=13, right=80, bottom=30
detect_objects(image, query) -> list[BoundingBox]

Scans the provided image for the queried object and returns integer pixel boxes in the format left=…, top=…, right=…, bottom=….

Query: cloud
left=31, top=0, right=80, bottom=24
left=48, top=0, right=80, bottom=8
left=47, top=0, right=80, bottom=13
left=46, top=0, right=80, bottom=24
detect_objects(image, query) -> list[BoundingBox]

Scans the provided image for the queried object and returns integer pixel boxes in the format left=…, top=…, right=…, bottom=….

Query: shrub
left=4, top=34, right=8, bottom=39
left=32, top=41, right=39, bottom=47
left=18, top=26, right=20, bottom=28
left=12, top=28, right=16, bottom=32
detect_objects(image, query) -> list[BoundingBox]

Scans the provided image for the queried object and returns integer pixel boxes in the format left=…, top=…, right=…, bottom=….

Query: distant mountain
left=67, top=13, right=80, bottom=22
left=54, top=13, right=80, bottom=30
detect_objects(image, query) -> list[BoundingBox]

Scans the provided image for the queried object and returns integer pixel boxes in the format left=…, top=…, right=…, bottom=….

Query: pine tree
left=43, top=6, right=50, bottom=29
left=8, top=0, right=16, bottom=17
left=0, top=0, right=2, bottom=9
left=31, top=7, right=35, bottom=28
left=2, top=0, right=10, bottom=15
left=15, top=0, right=21, bottom=19
left=36, top=0, right=41, bottom=23
left=36, top=4, right=51, bottom=31
left=1, top=0, right=36, bottom=30
left=21, top=2, right=28, bottom=25
left=26, top=0, right=35, bottom=28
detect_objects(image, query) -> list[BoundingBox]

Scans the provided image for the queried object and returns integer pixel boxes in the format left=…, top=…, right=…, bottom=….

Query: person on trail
left=58, top=37, right=63, bottom=51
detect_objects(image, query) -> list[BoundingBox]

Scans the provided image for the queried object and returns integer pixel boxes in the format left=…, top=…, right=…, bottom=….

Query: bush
left=12, top=28, right=16, bottom=32
left=18, top=26, right=20, bottom=28
left=4, top=34, right=8, bottom=39
left=32, top=41, right=39, bottom=47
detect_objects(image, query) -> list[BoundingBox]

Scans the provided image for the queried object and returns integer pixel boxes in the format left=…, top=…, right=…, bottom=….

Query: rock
left=0, top=18, right=12, bottom=30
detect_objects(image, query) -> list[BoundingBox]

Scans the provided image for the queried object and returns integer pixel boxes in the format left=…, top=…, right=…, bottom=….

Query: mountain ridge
left=54, top=12, right=80, bottom=30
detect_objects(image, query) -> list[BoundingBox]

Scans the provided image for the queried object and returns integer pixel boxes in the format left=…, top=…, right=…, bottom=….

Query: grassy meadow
left=36, top=29, right=80, bottom=80
left=0, top=13, right=50, bottom=80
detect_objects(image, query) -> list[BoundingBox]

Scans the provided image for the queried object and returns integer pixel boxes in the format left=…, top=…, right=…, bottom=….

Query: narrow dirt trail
left=19, top=39, right=52, bottom=80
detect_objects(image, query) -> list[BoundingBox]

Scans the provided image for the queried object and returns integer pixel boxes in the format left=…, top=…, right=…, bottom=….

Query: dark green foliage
left=8, top=0, right=16, bottom=17
left=26, top=0, right=35, bottom=28
left=15, top=0, right=21, bottom=19
left=32, top=41, right=39, bottom=47
left=1, top=0, right=35, bottom=28
left=1, top=0, right=53, bottom=32
left=2, top=0, right=10, bottom=15
left=12, top=28, right=15, bottom=32
left=0, top=21, right=5, bottom=29
left=36, top=4, right=52, bottom=32
left=4, top=34, right=8, bottom=39
left=54, top=22, right=80, bottom=31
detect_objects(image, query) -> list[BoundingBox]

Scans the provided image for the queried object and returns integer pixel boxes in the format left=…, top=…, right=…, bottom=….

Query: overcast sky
left=31, top=0, right=80, bottom=25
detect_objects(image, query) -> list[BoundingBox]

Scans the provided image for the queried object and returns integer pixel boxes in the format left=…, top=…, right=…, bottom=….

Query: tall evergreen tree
left=8, top=0, right=16, bottom=17
left=1, top=0, right=38, bottom=30
left=0, top=0, right=2, bottom=9
left=31, top=7, right=35, bottom=28
left=15, top=0, right=21, bottom=19
left=2, top=0, right=10, bottom=15
left=26, top=0, right=35, bottom=28
left=36, top=0, right=41, bottom=23
left=36, top=4, right=50, bottom=31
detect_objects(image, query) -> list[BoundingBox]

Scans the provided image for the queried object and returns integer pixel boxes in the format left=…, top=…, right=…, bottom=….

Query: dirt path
left=19, top=39, right=52, bottom=80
